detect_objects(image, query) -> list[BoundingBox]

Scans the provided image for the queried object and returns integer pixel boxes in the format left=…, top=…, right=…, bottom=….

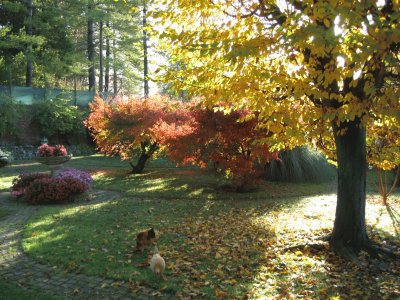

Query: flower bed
left=37, top=144, right=68, bottom=157
left=11, top=168, right=92, bottom=205
left=57, top=168, right=93, bottom=190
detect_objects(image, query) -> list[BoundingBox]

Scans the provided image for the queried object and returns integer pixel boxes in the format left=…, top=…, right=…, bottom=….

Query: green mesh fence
left=0, top=86, right=113, bottom=106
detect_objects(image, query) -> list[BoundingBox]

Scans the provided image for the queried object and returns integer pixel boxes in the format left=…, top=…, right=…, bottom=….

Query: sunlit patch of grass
left=0, top=175, right=18, bottom=191
left=22, top=190, right=400, bottom=299
left=92, top=166, right=333, bottom=202
left=6, top=155, right=399, bottom=298
left=243, top=196, right=400, bottom=299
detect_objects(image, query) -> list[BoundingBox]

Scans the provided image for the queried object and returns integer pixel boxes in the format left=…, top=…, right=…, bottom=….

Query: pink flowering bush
left=37, top=144, right=54, bottom=157
left=53, top=145, right=68, bottom=156
left=37, top=144, right=68, bottom=157
left=56, top=168, right=93, bottom=189
left=11, top=169, right=92, bottom=205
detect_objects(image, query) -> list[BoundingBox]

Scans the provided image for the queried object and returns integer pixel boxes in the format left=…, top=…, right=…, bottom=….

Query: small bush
left=11, top=173, right=50, bottom=194
left=32, top=97, right=85, bottom=139
left=24, top=177, right=86, bottom=205
left=57, top=168, right=92, bottom=189
left=11, top=170, right=91, bottom=204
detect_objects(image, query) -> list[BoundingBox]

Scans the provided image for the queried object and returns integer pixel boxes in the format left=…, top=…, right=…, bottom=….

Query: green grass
left=0, top=207, right=11, bottom=220
left=21, top=192, right=400, bottom=299
left=0, top=281, right=55, bottom=300
left=0, top=154, right=334, bottom=199
left=1, top=155, right=399, bottom=299
left=0, top=201, right=13, bottom=234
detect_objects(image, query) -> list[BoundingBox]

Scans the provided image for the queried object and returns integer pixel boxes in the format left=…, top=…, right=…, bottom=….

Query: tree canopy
left=0, top=0, right=146, bottom=94
left=155, top=0, right=400, bottom=258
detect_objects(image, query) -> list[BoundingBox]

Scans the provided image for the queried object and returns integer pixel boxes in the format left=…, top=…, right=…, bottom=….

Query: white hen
left=150, top=247, right=166, bottom=279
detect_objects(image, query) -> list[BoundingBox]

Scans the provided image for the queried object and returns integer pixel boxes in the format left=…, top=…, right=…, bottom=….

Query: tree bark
left=87, top=3, right=96, bottom=91
left=129, top=153, right=150, bottom=174
left=142, top=0, right=149, bottom=98
left=113, top=35, right=117, bottom=94
left=8, top=58, right=12, bottom=96
left=105, top=22, right=110, bottom=93
left=25, top=0, right=33, bottom=87
left=129, top=141, right=158, bottom=174
left=99, top=21, right=103, bottom=93
left=330, top=119, right=370, bottom=259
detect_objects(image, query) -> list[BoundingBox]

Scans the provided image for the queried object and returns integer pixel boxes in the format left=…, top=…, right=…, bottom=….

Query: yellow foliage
left=154, top=0, right=400, bottom=165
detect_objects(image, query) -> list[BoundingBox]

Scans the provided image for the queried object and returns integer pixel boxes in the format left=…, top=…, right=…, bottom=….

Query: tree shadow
left=14, top=189, right=314, bottom=299
left=383, top=203, right=400, bottom=235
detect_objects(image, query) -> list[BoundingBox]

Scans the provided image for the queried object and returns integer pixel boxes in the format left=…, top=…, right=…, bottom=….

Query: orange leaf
left=216, top=288, right=228, bottom=299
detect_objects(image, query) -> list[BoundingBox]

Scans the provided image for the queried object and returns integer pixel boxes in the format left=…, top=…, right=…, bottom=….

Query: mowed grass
left=0, top=281, right=55, bottom=300
left=21, top=194, right=400, bottom=299
left=0, top=155, right=399, bottom=299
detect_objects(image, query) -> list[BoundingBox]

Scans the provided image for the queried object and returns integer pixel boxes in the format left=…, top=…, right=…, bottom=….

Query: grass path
left=0, top=190, right=174, bottom=299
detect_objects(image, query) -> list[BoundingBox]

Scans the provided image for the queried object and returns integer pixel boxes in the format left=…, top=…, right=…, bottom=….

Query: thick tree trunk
left=87, top=4, right=96, bottom=91
left=129, top=153, right=150, bottom=174
left=330, top=119, right=370, bottom=259
left=99, top=21, right=103, bottom=93
left=142, top=0, right=149, bottom=98
left=25, top=0, right=33, bottom=87
left=129, top=141, right=158, bottom=174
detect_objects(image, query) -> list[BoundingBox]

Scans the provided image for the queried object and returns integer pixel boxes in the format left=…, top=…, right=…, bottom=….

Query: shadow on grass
left=91, top=167, right=333, bottom=202
left=266, top=223, right=400, bottom=299
left=383, top=203, right=400, bottom=235
left=8, top=188, right=399, bottom=299
left=20, top=191, right=311, bottom=298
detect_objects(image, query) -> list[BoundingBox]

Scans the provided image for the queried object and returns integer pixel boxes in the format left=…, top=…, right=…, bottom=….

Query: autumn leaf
left=216, top=288, right=228, bottom=299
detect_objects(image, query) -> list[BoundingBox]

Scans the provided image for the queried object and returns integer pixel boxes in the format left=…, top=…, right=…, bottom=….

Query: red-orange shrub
left=85, top=95, right=183, bottom=173
left=153, top=104, right=278, bottom=191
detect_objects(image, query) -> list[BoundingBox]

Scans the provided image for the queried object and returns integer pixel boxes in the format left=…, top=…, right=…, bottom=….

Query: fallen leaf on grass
left=216, top=288, right=228, bottom=299
left=135, top=262, right=150, bottom=268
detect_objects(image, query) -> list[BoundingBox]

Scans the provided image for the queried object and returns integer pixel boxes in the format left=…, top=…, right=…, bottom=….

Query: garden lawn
left=21, top=193, right=400, bottom=299
left=0, top=207, right=11, bottom=220
left=0, top=205, right=12, bottom=234
left=0, top=155, right=399, bottom=299
left=0, top=281, right=55, bottom=300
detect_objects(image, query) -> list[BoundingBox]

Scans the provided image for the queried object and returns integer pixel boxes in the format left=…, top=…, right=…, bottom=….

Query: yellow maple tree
left=154, top=0, right=400, bottom=259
